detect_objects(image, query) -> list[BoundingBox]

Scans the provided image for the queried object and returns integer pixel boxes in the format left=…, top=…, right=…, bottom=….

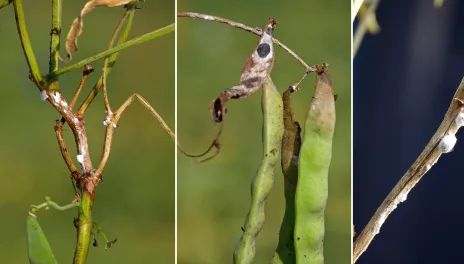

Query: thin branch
left=177, top=12, right=315, bottom=73
left=352, top=0, right=364, bottom=23
left=49, top=0, right=62, bottom=73
left=54, top=120, right=79, bottom=175
left=353, top=0, right=380, bottom=58
left=101, top=9, right=133, bottom=115
left=77, top=9, right=135, bottom=118
left=94, top=93, right=179, bottom=176
left=13, top=0, right=44, bottom=88
left=69, top=65, right=94, bottom=109
left=0, top=0, right=11, bottom=9
left=31, top=197, right=79, bottom=212
left=46, top=23, right=175, bottom=79
left=353, top=78, right=464, bottom=262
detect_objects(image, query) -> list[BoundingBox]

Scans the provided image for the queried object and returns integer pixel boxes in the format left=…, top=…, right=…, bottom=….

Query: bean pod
left=295, top=65, right=335, bottom=264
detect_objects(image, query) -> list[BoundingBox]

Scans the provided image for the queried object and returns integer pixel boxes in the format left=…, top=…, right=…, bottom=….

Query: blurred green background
left=178, top=1, right=350, bottom=264
left=0, top=1, right=174, bottom=263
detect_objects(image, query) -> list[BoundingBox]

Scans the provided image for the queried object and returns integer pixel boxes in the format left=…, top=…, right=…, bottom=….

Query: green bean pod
left=27, top=212, right=58, bottom=264
left=233, top=77, right=284, bottom=264
left=295, top=65, right=335, bottom=264
left=271, top=87, right=302, bottom=264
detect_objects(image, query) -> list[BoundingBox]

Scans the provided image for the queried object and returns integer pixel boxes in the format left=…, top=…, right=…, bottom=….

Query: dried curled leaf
left=210, top=17, right=278, bottom=123
left=63, top=0, right=136, bottom=61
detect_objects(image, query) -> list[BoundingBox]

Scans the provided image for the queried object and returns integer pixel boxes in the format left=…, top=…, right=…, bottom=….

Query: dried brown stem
left=102, top=59, right=113, bottom=114
left=177, top=12, right=315, bottom=73
left=70, top=65, right=94, bottom=109
left=353, top=78, right=464, bottom=262
left=95, top=93, right=186, bottom=176
left=77, top=8, right=132, bottom=119
left=54, top=119, right=79, bottom=175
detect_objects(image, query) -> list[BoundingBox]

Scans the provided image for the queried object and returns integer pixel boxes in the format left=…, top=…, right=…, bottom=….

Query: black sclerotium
left=257, top=43, right=271, bottom=58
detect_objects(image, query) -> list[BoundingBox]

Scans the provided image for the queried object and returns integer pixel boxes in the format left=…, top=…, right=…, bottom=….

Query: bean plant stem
left=46, top=23, right=174, bottom=79
left=49, top=0, right=62, bottom=73
left=353, top=79, right=464, bottom=262
left=13, top=0, right=43, bottom=88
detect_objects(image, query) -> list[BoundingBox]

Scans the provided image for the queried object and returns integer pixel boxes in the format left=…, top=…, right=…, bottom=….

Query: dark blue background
left=354, top=0, right=464, bottom=263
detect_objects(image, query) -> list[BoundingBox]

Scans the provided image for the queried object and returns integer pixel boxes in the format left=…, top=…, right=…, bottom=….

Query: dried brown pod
left=210, top=17, right=278, bottom=123
left=62, top=0, right=136, bottom=62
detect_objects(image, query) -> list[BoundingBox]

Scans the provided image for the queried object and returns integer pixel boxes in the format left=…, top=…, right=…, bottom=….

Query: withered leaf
left=63, top=0, right=136, bottom=62
left=209, top=18, right=278, bottom=123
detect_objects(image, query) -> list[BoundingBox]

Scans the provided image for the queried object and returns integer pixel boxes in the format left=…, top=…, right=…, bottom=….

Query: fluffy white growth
left=76, top=154, right=84, bottom=164
left=61, top=101, right=68, bottom=107
left=73, top=117, right=79, bottom=123
left=203, top=16, right=213, bottom=20
left=103, top=116, right=117, bottom=128
left=79, top=146, right=86, bottom=156
left=40, top=90, right=49, bottom=101
left=398, top=192, right=408, bottom=203
left=439, top=134, right=457, bottom=153
left=400, top=193, right=408, bottom=203
left=456, top=112, right=464, bottom=127
left=51, top=92, right=62, bottom=104
left=373, top=212, right=386, bottom=235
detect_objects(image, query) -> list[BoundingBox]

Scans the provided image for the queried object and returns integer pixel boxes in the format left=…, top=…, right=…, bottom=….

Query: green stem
left=294, top=65, right=335, bottom=264
left=0, top=0, right=11, bottom=9
left=49, top=0, right=62, bottom=73
left=31, top=197, right=79, bottom=212
left=46, top=23, right=174, bottom=80
left=13, top=0, right=43, bottom=88
left=73, top=190, right=94, bottom=264
left=233, top=78, right=283, bottom=264
left=77, top=9, right=135, bottom=117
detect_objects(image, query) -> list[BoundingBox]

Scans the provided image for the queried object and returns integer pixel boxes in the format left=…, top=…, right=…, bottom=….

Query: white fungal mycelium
left=203, top=15, right=213, bottom=20
left=73, top=117, right=79, bottom=124
left=76, top=154, right=84, bottom=164
left=51, top=92, right=62, bottom=104
left=40, top=90, right=49, bottom=101
left=103, top=116, right=117, bottom=128
left=79, top=146, right=86, bottom=156
left=373, top=212, right=387, bottom=235
left=61, top=101, right=68, bottom=107
left=438, top=134, right=457, bottom=153
left=399, top=192, right=408, bottom=203
left=456, top=112, right=464, bottom=127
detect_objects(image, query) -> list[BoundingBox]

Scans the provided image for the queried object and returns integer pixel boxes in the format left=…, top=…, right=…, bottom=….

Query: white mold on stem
left=103, top=115, right=117, bottom=128
left=76, top=154, right=84, bottom=164
left=439, top=134, right=457, bottom=153
left=455, top=111, right=464, bottom=127
left=40, top=90, right=49, bottom=101
left=51, top=92, right=62, bottom=104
